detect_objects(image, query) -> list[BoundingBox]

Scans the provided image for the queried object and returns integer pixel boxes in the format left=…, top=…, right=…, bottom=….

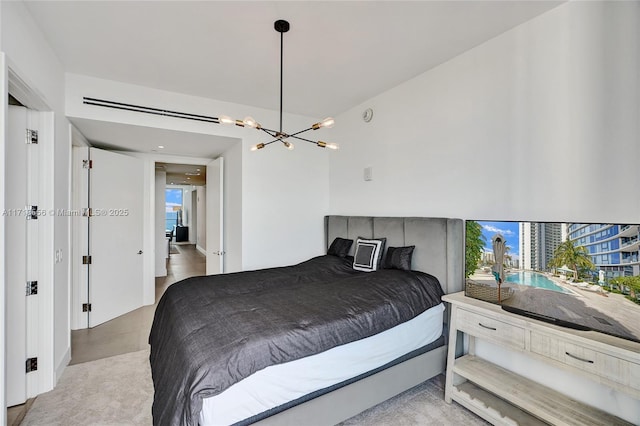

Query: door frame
left=70, top=134, right=90, bottom=331
left=148, top=154, right=223, bottom=276
left=1, top=52, right=7, bottom=417
left=2, top=57, right=57, bottom=410
left=190, top=189, right=198, bottom=246
left=206, top=157, right=224, bottom=275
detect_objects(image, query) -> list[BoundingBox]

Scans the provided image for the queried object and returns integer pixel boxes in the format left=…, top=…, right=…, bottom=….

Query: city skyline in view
left=477, top=221, right=520, bottom=261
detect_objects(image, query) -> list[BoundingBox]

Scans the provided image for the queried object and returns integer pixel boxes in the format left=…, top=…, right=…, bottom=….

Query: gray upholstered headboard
left=325, top=216, right=464, bottom=295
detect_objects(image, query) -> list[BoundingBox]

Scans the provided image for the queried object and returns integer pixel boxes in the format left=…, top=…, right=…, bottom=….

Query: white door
left=191, top=189, right=198, bottom=245
left=88, top=147, right=144, bottom=327
left=206, top=157, right=224, bottom=275
left=6, top=105, right=38, bottom=406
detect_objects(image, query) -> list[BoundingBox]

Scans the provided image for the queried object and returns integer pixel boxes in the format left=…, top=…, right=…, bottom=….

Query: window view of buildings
left=567, top=224, right=640, bottom=279
left=519, top=222, right=566, bottom=272
left=519, top=222, right=640, bottom=279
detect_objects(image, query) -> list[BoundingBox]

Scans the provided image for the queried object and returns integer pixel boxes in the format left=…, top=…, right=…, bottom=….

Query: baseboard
left=155, top=265, right=167, bottom=277
left=196, top=245, right=206, bottom=255
left=56, top=346, right=71, bottom=384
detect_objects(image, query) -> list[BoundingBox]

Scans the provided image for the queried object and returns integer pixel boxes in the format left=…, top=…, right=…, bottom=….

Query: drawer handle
left=478, top=323, right=497, bottom=331
left=565, top=352, right=594, bottom=364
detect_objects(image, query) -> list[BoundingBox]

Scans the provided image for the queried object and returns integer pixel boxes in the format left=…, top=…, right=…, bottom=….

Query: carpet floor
left=21, top=349, right=488, bottom=425
left=21, top=350, right=153, bottom=426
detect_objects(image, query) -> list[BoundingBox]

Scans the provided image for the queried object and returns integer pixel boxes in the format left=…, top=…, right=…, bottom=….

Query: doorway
left=155, top=160, right=224, bottom=277
left=69, top=156, right=223, bottom=364
left=156, top=162, right=207, bottom=276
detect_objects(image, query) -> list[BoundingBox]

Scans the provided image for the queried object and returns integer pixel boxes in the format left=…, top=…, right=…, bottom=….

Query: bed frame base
left=253, top=344, right=448, bottom=425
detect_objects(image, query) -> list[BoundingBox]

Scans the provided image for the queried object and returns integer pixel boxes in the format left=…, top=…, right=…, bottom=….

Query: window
left=166, top=188, right=183, bottom=231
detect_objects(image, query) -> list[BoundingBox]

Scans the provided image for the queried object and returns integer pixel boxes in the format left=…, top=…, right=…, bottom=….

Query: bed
left=149, top=216, right=464, bottom=426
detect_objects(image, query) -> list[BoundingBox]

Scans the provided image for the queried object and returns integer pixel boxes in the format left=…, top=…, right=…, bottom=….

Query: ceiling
left=70, top=117, right=237, bottom=158
left=157, top=163, right=207, bottom=186
left=26, top=1, right=563, bottom=155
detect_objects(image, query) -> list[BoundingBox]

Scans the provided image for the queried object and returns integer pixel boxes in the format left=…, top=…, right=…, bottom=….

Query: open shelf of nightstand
left=453, top=380, right=545, bottom=426
left=452, top=355, right=630, bottom=426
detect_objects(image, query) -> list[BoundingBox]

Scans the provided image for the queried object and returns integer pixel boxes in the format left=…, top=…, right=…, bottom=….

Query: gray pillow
left=383, top=246, right=415, bottom=271
left=327, top=237, right=353, bottom=258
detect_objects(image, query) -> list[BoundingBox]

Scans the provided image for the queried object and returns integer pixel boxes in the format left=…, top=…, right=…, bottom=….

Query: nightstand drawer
left=531, top=332, right=640, bottom=390
left=457, top=308, right=525, bottom=351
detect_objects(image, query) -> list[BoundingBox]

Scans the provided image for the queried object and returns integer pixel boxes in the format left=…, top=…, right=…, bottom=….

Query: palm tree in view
left=551, top=239, right=595, bottom=281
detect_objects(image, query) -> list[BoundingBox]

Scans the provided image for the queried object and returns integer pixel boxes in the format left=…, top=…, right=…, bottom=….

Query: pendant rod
left=274, top=19, right=289, bottom=134
left=279, top=28, right=284, bottom=134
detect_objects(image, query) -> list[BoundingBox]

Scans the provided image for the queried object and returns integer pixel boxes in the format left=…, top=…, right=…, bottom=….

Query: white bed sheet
left=200, top=302, right=445, bottom=425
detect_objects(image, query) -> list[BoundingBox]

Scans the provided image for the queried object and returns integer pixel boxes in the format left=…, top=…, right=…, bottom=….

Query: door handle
left=213, top=251, right=226, bottom=256
left=137, top=250, right=143, bottom=255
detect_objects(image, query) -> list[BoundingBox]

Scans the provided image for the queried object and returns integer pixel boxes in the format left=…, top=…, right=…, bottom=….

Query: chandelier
left=219, top=20, right=338, bottom=152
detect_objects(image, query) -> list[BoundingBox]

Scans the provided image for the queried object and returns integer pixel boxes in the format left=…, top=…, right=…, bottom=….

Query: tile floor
left=7, top=243, right=205, bottom=425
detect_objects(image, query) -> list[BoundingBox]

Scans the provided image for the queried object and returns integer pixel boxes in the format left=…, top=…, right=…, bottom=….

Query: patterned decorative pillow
left=353, top=237, right=386, bottom=272
left=327, top=237, right=353, bottom=258
left=383, top=246, right=415, bottom=271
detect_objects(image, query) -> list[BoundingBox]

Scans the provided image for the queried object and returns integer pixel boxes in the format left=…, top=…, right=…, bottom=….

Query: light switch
left=364, top=167, right=373, bottom=181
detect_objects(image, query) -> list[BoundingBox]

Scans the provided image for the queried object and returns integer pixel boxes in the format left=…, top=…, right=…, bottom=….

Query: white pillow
left=353, top=237, right=386, bottom=272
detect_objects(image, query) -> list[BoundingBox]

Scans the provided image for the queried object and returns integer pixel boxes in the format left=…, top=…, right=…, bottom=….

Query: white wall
left=155, top=171, right=167, bottom=277
left=329, top=1, right=639, bottom=225
left=196, top=186, right=207, bottom=253
left=240, top=137, right=330, bottom=270
left=66, top=74, right=330, bottom=271
left=1, top=0, right=71, bottom=393
left=222, top=142, right=242, bottom=272
left=328, top=2, right=639, bottom=422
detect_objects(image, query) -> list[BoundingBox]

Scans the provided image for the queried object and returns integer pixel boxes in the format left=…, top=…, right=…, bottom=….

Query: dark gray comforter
left=149, top=255, right=444, bottom=425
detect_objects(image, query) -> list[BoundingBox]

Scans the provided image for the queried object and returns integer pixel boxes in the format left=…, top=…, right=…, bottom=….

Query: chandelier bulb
left=313, top=117, right=335, bottom=130
left=317, top=141, right=339, bottom=150
left=321, top=117, right=335, bottom=128
left=283, top=141, right=295, bottom=150
left=243, top=116, right=261, bottom=129
left=251, top=143, right=265, bottom=151
left=326, top=142, right=339, bottom=150
left=219, top=115, right=235, bottom=125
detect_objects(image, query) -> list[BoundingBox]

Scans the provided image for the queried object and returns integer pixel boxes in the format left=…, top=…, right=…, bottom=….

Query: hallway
left=70, top=244, right=206, bottom=365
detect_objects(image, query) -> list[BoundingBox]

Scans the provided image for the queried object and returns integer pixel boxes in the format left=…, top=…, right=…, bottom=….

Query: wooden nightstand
left=442, top=292, right=638, bottom=425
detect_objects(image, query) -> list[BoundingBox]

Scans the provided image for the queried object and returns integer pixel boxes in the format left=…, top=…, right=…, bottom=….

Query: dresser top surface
left=443, top=292, right=640, bottom=356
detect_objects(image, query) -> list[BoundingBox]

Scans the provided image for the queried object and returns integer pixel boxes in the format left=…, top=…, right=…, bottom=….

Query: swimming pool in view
left=505, top=271, right=571, bottom=294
